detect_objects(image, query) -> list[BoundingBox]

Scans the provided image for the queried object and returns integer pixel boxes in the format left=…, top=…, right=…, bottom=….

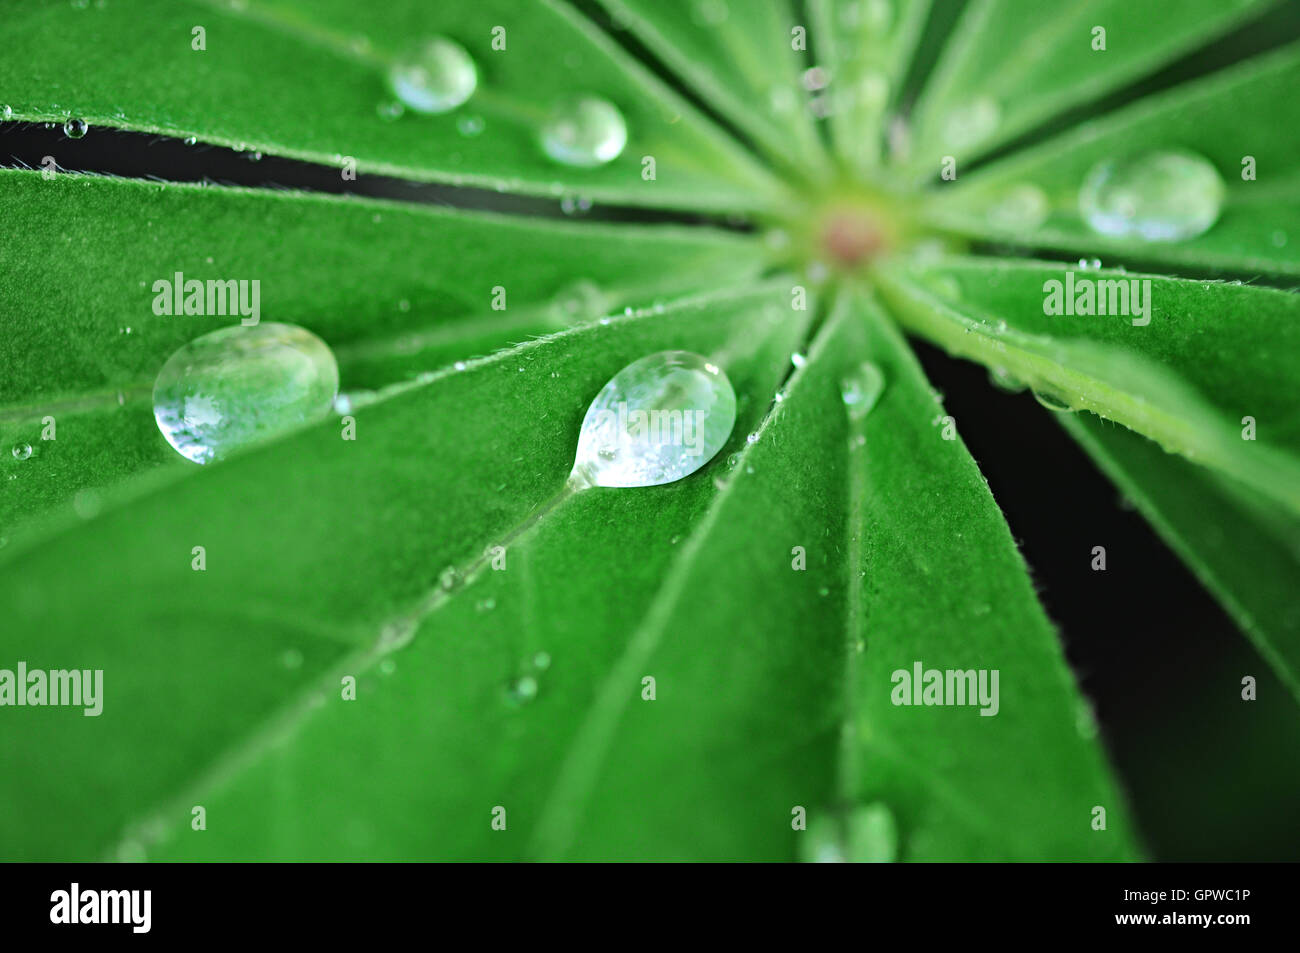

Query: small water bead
left=376, top=101, right=405, bottom=121
left=571, top=351, right=736, bottom=488
left=1077, top=257, right=1102, bottom=270
left=746, top=431, right=759, bottom=444
left=11, top=443, right=33, bottom=461
left=790, top=352, right=807, bottom=369
left=986, top=183, right=1049, bottom=232
left=1, top=105, right=12, bottom=120
left=505, top=674, right=539, bottom=706
left=541, top=96, right=627, bottom=167
left=63, top=118, right=88, bottom=139
left=1079, top=150, right=1224, bottom=242
left=942, top=97, right=999, bottom=150
left=1031, top=390, right=1074, bottom=413
left=560, top=194, right=593, bottom=216
left=456, top=114, right=485, bottom=137
left=802, top=66, right=830, bottom=92
left=532, top=651, right=552, bottom=671
left=388, top=36, right=477, bottom=114
left=152, top=323, right=339, bottom=464
left=840, top=362, right=885, bottom=421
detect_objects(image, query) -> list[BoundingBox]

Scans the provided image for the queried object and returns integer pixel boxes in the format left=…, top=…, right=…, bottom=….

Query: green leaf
left=0, top=169, right=764, bottom=540
left=596, top=0, right=829, bottom=177
left=808, top=0, right=931, bottom=171
left=1, top=0, right=784, bottom=211
left=1062, top=413, right=1300, bottom=703
left=920, top=43, right=1300, bottom=275
left=0, top=281, right=811, bottom=861
left=873, top=256, right=1300, bottom=515
left=906, top=0, right=1272, bottom=173
left=835, top=290, right=1137, bottom=860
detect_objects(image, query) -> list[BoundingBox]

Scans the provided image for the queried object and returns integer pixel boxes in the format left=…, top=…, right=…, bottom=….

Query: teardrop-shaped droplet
left=571, top=351, right=735, bottom=488
left=1079, top=150, right=1224, bottom=242
left=152, top=323, right=339, bottom=464
left=1031, top=389, right=1074, bottom=413
left=388, top=37, right=478, bottom=115
left=541, top=96, right=627, bottom=167
left=841, top=362, right=885, bottom=421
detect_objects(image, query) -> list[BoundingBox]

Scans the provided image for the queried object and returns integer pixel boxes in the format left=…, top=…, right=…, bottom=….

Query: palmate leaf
left=1, top=281, right=1135, bottom=861
left=904, top=0, right=1273, bottom=175
left=919, top=43, right=1300, bottom=275
left=1, top=0, right=783, bottom=211
left=0, top=169, right=763, bottom=543
left=2, top=0, right=1289, bottom=863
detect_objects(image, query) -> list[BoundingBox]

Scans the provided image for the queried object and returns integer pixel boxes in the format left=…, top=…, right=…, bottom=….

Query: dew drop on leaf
left=941, top=96, right=999, bottom=150
left=456, top=114, right=485, bottom=138
left=986, top=183, right=1048, bottom=231
left=571, top=351, right=736, bottom=488
left=541, top=96, right=627, bottom=167
left=63, top=118, right=88, bottom=139
left=505, top=674, right=539, bottom=706
left=840, top=362, right=885, bottom=420
left=152, top=323, right=339, bottom=464
left=11, top=443, right=33, bottom=461
left=1079, top=150, right=1224, bottom=242
left=388, top=37, right=477, bottom=115
left=1031, top=390, right=1074, bottom=413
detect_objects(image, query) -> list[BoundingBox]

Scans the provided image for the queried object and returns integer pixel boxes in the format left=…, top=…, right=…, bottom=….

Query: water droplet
left=453, top=360, right=468, bottom=372
left=790, top=352, right=807, bottom=369
left=802, top=67, right=830, bottom=92
left=801, top=803, right=898, bottom=863
left=376, top=100, right=405, bottom=121
left=1077, top=257, right=1102, bottom=270
left=11, top=443, right=33, bottom=461
left=986, top=183, right=1048, bottom=231
left=541, top=96, right=627, bottom=167
left=152, top=323, right=339, bottom=464
left=476, top=597, right=496, bottom=612
left=942, top=97, right=999, bottom=150
left=63, top=118, right=88, bottom=139
left=571, top=351, right=736, bottom=488
left=532, top=651, right=552, bottom=671
left=1, top=105, right=12, bottom=120
left=505, top=674, right=539, bottom=706
left=746, top=431, right=759, bottom=444
left=388, top=36, right=477, bottom=114
left=550, top=279, right=609, bottom=325
left=986, top=366, right=1024, bottom=393
left=560, top=194, right=593, bottom=216
left=840, top=362, right=885, bottom=420
left=456, top=114, right=485, bottom=137
left=1079, top=150, right=1224, bottom=242
left=1031, top=390, right=1073, bottom=413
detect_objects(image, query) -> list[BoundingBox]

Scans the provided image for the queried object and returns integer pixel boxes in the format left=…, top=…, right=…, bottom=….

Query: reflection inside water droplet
left=541, top=96, right=627, bottom=167
left=1079, top=150, right=1224, bottom=242
left=152, top=323, right=339, bottom=464
left=388, top=36, right=478, bottom=114
left=571, top=351, right=736, bottom=488
left=840, top=362, right=885, bottom=421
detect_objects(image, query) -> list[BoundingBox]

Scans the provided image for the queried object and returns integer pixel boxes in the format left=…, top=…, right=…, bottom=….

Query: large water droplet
left=388, top=37, right=477, bottom=115
left=1079, top=150, right=1224, bottom=242
left=11, top=443, right=33, bottom=461
left=63, top=118, right=88, bottom=139
left=541, top=96, right=627, bottom=167
left=571, top=351, right=735, bottom=488
left=152, top=323, right=339, bottom=464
